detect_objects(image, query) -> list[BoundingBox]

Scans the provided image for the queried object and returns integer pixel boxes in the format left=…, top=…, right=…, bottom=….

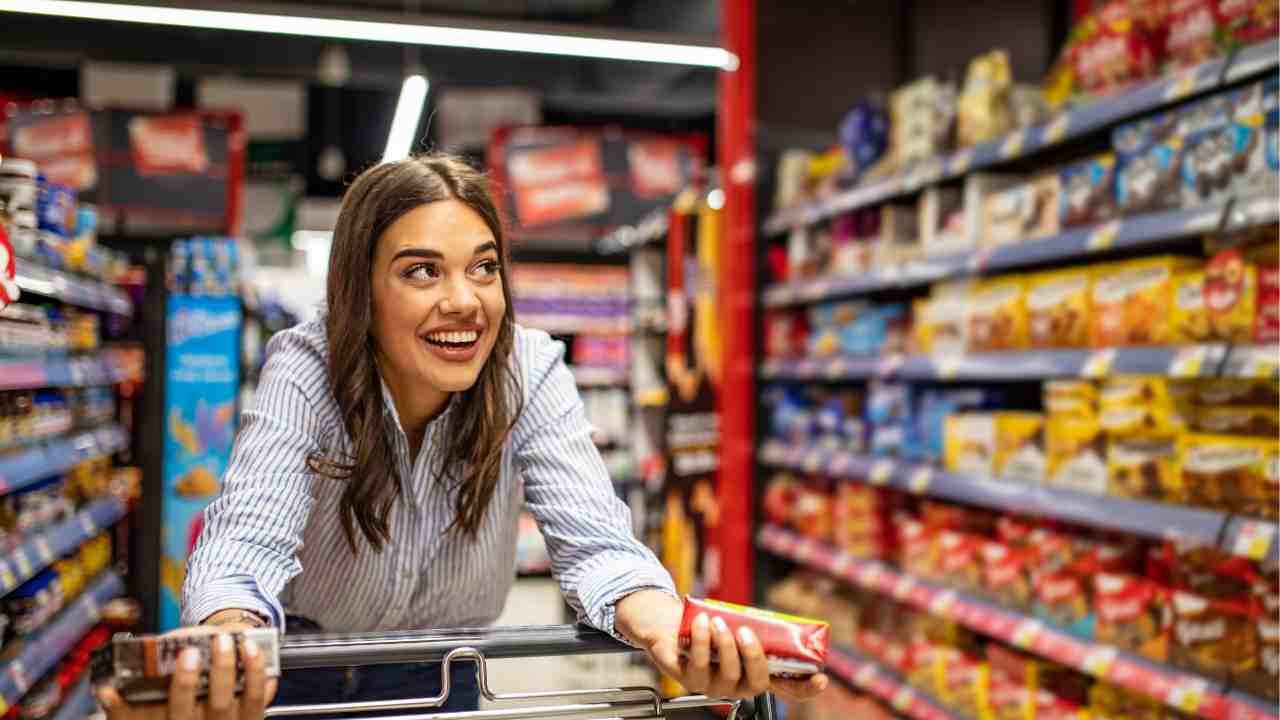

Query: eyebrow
left=390, top=241, right=498, bottom=264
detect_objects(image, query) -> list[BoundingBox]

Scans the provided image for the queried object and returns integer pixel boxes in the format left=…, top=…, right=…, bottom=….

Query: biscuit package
left=1108, top=433, right=1183, bottom=503
left=1180, top=433, right=1278, bottom=516
left=967, top=276, right=1029, bottom=352
left=1090, top=256, right=1202, bottom=347
left=1026, top=268, right=1092, bottom=349
left=1204, top=248, right=1258, bottom=342
left=1046, top=414, right=1108, bottom=494
left=1059, top=154, right=1118, bottom=227
left=1094, top=572, right=1169, bottom=662
left=982, top=176, right=1060, bottom=247
left=1169, top=590, right=1257, bottom=683
left=994, top=412, right=1046, bottom=484
left=678, top=597, right=830, bottom=677
left=1171, top=269, right=1211, bottom=342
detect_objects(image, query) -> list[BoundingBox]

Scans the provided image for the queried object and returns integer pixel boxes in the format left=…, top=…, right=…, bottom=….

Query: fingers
left=769, top=673, right=829, bottom=702
left=239, top=637, right=269, bottom=720
left=735, top=627, right=771, bottom=697
left=679, top=613, right=710, bottom=693
left=647, top=636, right=685, bottom=685
left=206, top=634, right=236, bottom=720
left=96, top=685, right=130, bottom=720
left=706, top=617, right=741, bottom=699
left=168, top=648, right=202, bottom=720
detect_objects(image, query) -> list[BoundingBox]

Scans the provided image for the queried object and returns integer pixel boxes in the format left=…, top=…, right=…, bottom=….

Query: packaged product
left=936, top=531, right=983, bottom=593
left=1162, top=0, right=1226, bottom=71
left=871, top=203, right=920, bottom=268
left=956, top=50, right=1014, bottom=147
left=1117, top=135, right=1186, bottom=215
left=1257, top=262, right=1279, bottom=343
left=1193, top=405, right=1280, bottom=437
left=980, top=541, right=1032, bottom=612
left=994, top=412, right=1046, bottom=484
left=1094, top=572, right=1169, bottom=662
left=1169, top=590, right=1256, bottom=683
left=892, top=77, right=953, bottom=166
left=793, top=479, right=833, bottom=542
left=963, top=173, right=1022, bottom=250
left=1060, top=154, right=1119, bottom=227
left=923, top=280, right=972, bottom=357
left=1112, top=110, right=1179, bottom=160
left=1218, top=0, right=1280, bottom=46
left=1231, top=81, right=1278, bottom=198
left=838, top=99, right=890, bottom=185
left=1070, top=1, right=1160, bottom=96
left=936, top=648, right=986, bottom=717
left=1196, top=378, right=1280, bottom=406
left=1090, top=256, right=1202, bottom=347
left=1204, top=248, right=1257, bottom=342
left=1171, top=270, right=1212, bottom=342
left=1108, top=433, right=1183, bottom=503
left=764, top=311, right=807, bottom=360
left=913, top=389, right=1003, bottom=465
left=1180, top=90, right=1260, bottom=205
left=5, top=569, right=63, bottom=635
left=762, top=473, right=800, bottom=527
left=919, top=186, right=969, bottom=256
left=1032, top=565, right=1093, bottom=639
left=678, top=597, right=829, bottom=676
left=967, top=276, right=1028, bottom=352
left=1236, top=571, right=1279, bottom=702
left=838, top=304, right=909, bottom=357
left=1026, top=268, right=1092, bottom=349
left=1180, top=433, right=1278, bottom=515
left=899, top=517, right=938, bottom=579
left=1100, top=375, right=1190, bottom=411
left=1046, top=414, right=1109, bottom=494
left=982, top=175, right=1061, bottom=247
left=1043, top=380, right=1098, bottom=418
left=945, top=414, right=996, bottom=477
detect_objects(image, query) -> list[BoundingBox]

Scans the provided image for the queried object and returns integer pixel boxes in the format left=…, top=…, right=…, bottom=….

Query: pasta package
left=678, top=597, right=830, bottom=676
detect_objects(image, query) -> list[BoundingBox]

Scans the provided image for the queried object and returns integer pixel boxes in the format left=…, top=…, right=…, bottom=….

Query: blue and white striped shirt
left=182, top=319, right=675, bottom=640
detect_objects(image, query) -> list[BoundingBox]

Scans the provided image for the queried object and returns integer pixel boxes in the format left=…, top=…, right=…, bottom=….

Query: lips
left=421, top=324, right=485, bottom=363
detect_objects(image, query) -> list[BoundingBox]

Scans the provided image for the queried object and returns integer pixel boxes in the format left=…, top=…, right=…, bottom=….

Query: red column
left=714, top=0, right=756, bottom=604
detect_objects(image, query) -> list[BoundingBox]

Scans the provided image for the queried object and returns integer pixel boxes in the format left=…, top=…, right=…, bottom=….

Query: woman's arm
left=512, top=330, right=676, bottom=641
left=181, top=328, right=331, bottom=629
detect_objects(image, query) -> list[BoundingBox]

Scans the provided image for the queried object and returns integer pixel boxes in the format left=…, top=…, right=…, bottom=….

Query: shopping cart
left=266, top=623, right=780, bottom=720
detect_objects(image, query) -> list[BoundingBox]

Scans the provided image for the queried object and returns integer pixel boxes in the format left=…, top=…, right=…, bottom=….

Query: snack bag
left=1162, top=0, right=1226, bottom=71
left=1071, top=1, right=1160, bottom=96
left=967, top=276, right=1029, bottom=352
left=1180, top=433, right=1277, bottom=515
left=678, top=598, right=829, bottom=677
left=1090, top=256, right=1202, bottom=347
left=1026, top=268, right=1093, bottom=349
left=1094, top=572, right=1170, bottom=662
left=1169, top=590, right=1257, bottom=683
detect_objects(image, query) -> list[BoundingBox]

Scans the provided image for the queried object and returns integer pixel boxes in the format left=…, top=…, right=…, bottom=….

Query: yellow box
left=1026, top=267, right=1092, bottom=349
left=1108, top=434, right=1183, bottom=503
left=995, top=412, right=1046, bottom=483
left=1194, top=406, right=1280, bottom=438
left=946, top=414, right=996, bottom=477
left=1090, top=256, right=1202, bottom=347
left=1046, top=414, right=1108, bottom=494
left=967, top=275, right=1029, bottom=353
left=1171, top=270, right=1212, bottom=343
left=1044, top=380, right=1098, bottom=418
left=1180, top=434, right=1279, bottom=516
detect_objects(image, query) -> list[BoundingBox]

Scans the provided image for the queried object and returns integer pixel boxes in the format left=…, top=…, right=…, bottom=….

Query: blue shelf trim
left=829, top=644, right=968, bottom=720
left=762, top=42, right=1276, bottom=237
left=0, top=354, right=129, bottom=391
left=13, top=261, right=133, bottom=317
left=0, top=496, right=127, bottom=596
left=759, top=439, right=1254, bottom=556
left=0, top=572, right=123, bottom=710
left=0, top=426, right=127, bottom=496
left=761, top=345, right=1230, bottom=382
left=50, top=674, right=94, bottom=720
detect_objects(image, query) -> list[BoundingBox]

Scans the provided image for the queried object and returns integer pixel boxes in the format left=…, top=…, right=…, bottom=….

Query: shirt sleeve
left=181, top=329, right=331, bottom=629
left=512, top=329, right=677, bottom=644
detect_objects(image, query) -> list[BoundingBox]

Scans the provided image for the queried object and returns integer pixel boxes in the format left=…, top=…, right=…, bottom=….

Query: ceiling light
left=1, top=0, right=739, bottom=70
left=383, top=74, right=428, bottom=163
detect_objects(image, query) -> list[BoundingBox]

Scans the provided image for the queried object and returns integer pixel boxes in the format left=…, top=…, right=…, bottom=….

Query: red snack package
left=1073, top=1, right=1161, bottom=96
left=678, top=597, right=830, bottom=676
left=1255, top=263, right=1279, bottom=344
left=1163, top=0, right=1226, bottom=70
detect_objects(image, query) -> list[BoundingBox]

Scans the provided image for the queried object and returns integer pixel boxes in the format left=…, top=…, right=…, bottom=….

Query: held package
left=90, top=629, right=281, bottom=703
left=678, top=597, right=830, bottom=677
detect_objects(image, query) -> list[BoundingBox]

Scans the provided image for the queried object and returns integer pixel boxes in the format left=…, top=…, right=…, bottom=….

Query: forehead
left=378, top=199, right=497, bottom=257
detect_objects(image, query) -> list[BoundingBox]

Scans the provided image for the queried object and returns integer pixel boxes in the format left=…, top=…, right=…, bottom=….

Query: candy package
left=678, top=597, right=830, bottom=677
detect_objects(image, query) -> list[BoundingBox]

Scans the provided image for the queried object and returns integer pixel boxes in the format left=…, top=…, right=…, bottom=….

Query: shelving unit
left=0, top=496, right=128, bottom=595
left=827, top=645, right=963, bottom=720
left=0, top=571, right=123, bottom=713
left=0, top=352, right=132, bottom=391
left=758, top=525, right=1275, bottom=720
left=13, top=259, right=133, bottom=317
left=0, top=425, right=127, bottom=495
left=759, top=439, right=1274, bottom=562
left=762, top=38, right=1278, bottom=239
left=571, top=365, right=629, bottom=388
left=50, top=674, right=94, bottom=720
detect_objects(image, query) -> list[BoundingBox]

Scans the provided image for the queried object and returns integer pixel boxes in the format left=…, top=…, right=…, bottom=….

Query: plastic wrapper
left=678, top=597, right=829, bottom=676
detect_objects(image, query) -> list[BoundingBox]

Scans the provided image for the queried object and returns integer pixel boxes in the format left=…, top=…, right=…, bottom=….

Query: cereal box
left=1204, top=249, right=1257, bottom=342
left=1026, top=268, right=1092, bottom=349
left=1060, top=154, right=1118, bottom=227
left=982, top=175, right=1060, bottom=247
left=1116, top=135, right=1185, bottom=215
left=967, top=276, right=1029, bottom=352
left=1090, top=256, right=1202, bottom=347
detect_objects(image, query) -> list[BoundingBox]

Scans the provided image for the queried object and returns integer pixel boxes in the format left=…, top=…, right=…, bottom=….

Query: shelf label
left=8, top=662, right=28, bottom=695
left=1000, top=130, right=1027, bottom=159
left=829, top=453, right=853, bottom=475
left=797, top=359, right=818, bottom=378
left=0, top=565, right=14, bottom=591
left=830, top=552, right=853, bottom=577
left=1232, top=521, right=1276, bottom=561
left=891, top=686, right=914, bottom=712
left=803, top=450, right=825, bottom=473
left=936, top=355, right=962, bottom=379
left=1087, top=220, right=1121, bottom=251
left=1043, top=114, right=1071, bottom=144
left=856, top=563, right=884, bottom=587
left=80, top=514, right=97, bottom=536
left=950, top=149, right=973, bottom=175
left=1163, top=69, right=1199, bottom=102
left=13, top=551, right=30, bottom=578
left=1166, top=678, right=1208, bottom=714
left=1082, top=646, right=1117, bottom=677
left=869, top=460, right=895, bottom=486
left=877, top=354, right=904, bottom=378
left=922, top=158, right=944, bottom=184
left=824, top=357, right=848, bottom=379
left=908, top=467, right=933, bottom=494
left=1239, top=346, right=1279, bottom=378
left=930, top=590, right=957, bottom=618
left=966, top=246, right=994, bottom=273
left=1169, top=346, right=1209, bottom=378
left=1082, top=349, right=1116, bottom=378
left=1012, top=619, right=1042, bottom=649
left=33, top=539, right=52, bottom=565
left=855, top=664, right=877, bottom=687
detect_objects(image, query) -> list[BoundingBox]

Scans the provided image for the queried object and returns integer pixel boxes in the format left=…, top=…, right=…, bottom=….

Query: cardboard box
left=1060, top=154, right=1118, bottom=227
left=945, top=413, right=997, bottom=477
left=995, top=412, right=1046, bottom=484
left=1204, top=249, right=1257, bottom=343
left=1090, top=256, right=1203, bottom=347
left=1181, top=433, right=1278, bottom=514
left=1046, top=414, right=1108, bottom=494
left=1171, top=270, right=1212, bottom=342
left=983, top=175, right=1060, bottom=247
left=1026, top=268, right=1092, bottom=349
left=967, top=275, right=1029, bottom=352
left=919, top=186, right=969, bottom=256
left=1108, top=433, right=1183, bottom=503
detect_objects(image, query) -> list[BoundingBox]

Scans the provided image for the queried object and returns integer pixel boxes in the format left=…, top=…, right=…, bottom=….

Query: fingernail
left=737, top=626, right=756, bottom=645
left=694, top=613, right=709, bottom=630
left=817, top=675, right=829, bottom=690
left=712, top=617, right=729, bottom=633
left=218, top=633, right=234, bottom=653
left=243, top=639, right=259, bottom=658
left=181, top=648, right=201, bottom=670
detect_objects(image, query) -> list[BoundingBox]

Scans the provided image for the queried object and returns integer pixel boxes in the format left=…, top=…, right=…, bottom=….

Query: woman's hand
left=96, top=625, right=276, bottom=720
left=615, top=589, right=828, bottom=702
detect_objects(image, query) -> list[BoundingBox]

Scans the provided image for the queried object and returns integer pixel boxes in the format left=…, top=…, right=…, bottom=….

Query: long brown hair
left=308, top=153, right=523, bottom=554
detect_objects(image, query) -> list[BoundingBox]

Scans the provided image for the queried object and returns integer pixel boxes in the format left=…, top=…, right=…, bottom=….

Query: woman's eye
left=474, top=260, right=501, bottom=277
left=405, top=263, right=440, bottom=280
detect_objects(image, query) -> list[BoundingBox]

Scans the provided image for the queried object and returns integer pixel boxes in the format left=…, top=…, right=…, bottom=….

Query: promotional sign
left=159, top=294, right=241, bottom=630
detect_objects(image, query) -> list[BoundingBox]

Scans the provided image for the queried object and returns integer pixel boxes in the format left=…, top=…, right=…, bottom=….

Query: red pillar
left=715, top=0, right=756, bottom=605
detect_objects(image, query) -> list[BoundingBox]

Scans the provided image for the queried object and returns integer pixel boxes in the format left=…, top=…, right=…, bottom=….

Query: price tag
left=34, top=538, right=52, bottom=564
left=807, top=278, right=832, bottom=300
left=930, top=590, right=957, bottom=618
left=825, top=357, right=848, bottom=379
left=877, top=354, right=904, bottom=378
left=80, top=514, right=97, bottom=536
left=85, top=594, right=101, bottom=621
left=1166, top=679, right=1208, bottom=713
left=891, top=686, right=914, bottom=711
left=1000, top=130, right=1027, bottom=159
left=967, top=246, right=994, bottom=273
left=855, top=664, right=877, bottom=687
left=795, top=538, right=816, bottom=562
left=1169, top=346, right=1208, bottom=378
left=1163, top=69, right=1199, bottom=102
left=9, top=662, right=29, bottom=695
left=1043, top=114, right=1071, bottom=144
left=1232, top=521, right=1276, bottom=561
left=13, top=550, right=30, bottom=578
left=1082, top=349, right=1116, bottom=378
left=869, top=460, right=895, bottom=486
left=950, top=149, right=973, bottom=175
left=1087, top=220, right=1121, bottom=251
left=908, top=467, right=933, bottom=494
left=1082, top=646, right=1117, bottom=677
left=1012, top=620, right=1042, bottom=649
left=831, top=553, right=853, bottom=577
left=1240, top=346, right=1279, bottom=378
left=829, top=453, right=853, bottom=475
left=803, top=450, right=825, bottom=473
left=936, top=355, right=961, bottom=380
left=0, top=566, right=15, bottom=591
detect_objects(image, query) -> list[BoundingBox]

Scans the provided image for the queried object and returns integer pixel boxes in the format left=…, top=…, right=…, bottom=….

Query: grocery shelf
left=762, top=40, right=1277, bottom=237
left=761, top=344, right=1230, bottom=382
left=0, top=571, right=123, bottom=713
left=0, top=425, right=127, bottom=496
left=0, top=496, right=127, bottom=596
left=0, top=352, right=131, bottom=391
left=13, top=260, right=133, bottom=317
left=757, top=526, right=1276, bottom=720
left=758, top=439, right=1258, bottom=558
left=1221, top=344, right=1280, bottom=380
left=50, top=674, right=94, bottom=720
left=763, top=202, right=1229, bottom=308
left=827, top=644, right=964, bottom=720
left=520, top=315, right=631, bottom=336
left=571, top=366, right=629, bottom=388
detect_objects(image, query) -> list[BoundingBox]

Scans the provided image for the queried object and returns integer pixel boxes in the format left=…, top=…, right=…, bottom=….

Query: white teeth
left=427, top=330, right=479, bottom=344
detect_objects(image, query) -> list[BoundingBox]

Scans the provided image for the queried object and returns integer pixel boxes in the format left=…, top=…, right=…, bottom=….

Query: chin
left=427, top=367, right=483, bottom=392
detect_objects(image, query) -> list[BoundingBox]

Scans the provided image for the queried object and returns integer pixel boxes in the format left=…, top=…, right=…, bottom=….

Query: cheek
left=482, top=285, right=507, bottom=325
left=371, top=282, right=426, bottom=346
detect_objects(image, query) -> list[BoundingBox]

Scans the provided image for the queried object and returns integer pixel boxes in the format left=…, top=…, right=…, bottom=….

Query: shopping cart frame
left=266, top=623, right=780, bottom=720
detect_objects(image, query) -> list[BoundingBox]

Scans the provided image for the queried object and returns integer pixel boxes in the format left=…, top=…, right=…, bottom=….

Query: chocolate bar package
left=92, top=629, right=280, bottom=704
left=678, top=597, right=830, bottom=676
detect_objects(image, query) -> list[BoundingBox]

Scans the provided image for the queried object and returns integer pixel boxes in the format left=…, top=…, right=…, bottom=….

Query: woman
left=104, top=153, right=827, bottom=720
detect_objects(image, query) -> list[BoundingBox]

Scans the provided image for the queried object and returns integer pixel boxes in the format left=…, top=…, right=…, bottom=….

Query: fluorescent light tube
left=383, top=74, right=428, bottom=163
left=0, top=0, right=738, bottom=70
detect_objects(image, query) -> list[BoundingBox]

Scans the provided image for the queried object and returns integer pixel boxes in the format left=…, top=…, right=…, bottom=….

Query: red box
left=678, top=597, right=830, bottom=675
left=1255, top=263, right=1279, bottom=344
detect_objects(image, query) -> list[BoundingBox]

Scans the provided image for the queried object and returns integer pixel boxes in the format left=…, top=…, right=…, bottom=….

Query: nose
left=439, top=274, right=481, bottom=316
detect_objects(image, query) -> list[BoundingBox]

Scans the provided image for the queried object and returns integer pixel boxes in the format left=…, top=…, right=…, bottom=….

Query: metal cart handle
left=268, top=624, right=779, bottom=720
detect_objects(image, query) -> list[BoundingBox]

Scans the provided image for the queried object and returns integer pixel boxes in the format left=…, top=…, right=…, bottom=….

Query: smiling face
left=369, top=199, right=508, bottom=423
